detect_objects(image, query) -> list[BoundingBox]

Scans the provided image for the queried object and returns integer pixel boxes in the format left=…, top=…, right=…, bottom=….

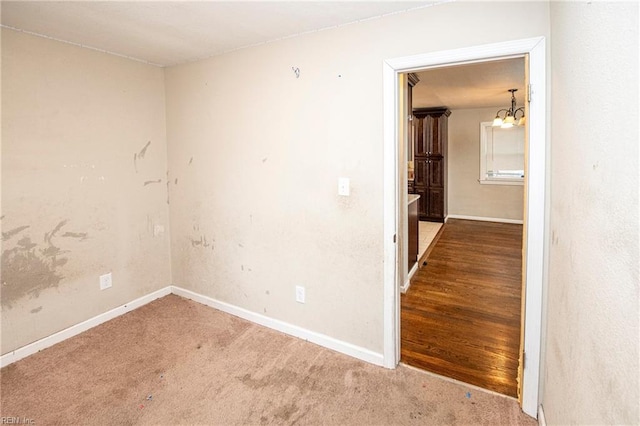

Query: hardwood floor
left=401, top=219, right=523, bottom=398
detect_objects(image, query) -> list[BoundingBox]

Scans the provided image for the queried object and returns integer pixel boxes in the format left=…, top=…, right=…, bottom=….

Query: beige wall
left=448, top=107, right=524, bottom=221
left=1, top=29, right=171, bottom=353
left=543, top=2, right=639, bottom=424
left=165, top=1, right=550, bottom=353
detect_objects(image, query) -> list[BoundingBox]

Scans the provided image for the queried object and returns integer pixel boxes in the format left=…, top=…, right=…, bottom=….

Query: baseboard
left=171, top=285, right=384, bottom=367
left=538, top=404, right=546, bottom=424
left=446, top=214, right=523, bottom=225
left=402, top=263, right=419, bottom=293
left=2, top=285, right=384, bottom=369
left=0, top=286, right=172, bottom=368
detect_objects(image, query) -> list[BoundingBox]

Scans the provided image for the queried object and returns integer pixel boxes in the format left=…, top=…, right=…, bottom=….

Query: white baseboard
left=0, top=287, right=172, bottom=368
left=401, top=262, right=419, bottom=293
left=2, top=285, right=384, bottom=369
left=446, top=214, right=523, bottom=225
left=171, top=285, right=384, bottom=366
left=538, top=404, right=547, bottom=424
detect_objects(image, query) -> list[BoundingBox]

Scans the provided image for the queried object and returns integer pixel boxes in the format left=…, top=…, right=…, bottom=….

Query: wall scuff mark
left=2, top=225, right=30, bottom=241
left=143, top=179, right=162, bottom=186
left=166, top=171, right=170, bottom=204
left=190, top=235, right=213, bottom=249
left=133, top=140, right=152, bottom=173
left=138, top=141, right=152, bottom=159
left=62, top=232, right=88, bottom=240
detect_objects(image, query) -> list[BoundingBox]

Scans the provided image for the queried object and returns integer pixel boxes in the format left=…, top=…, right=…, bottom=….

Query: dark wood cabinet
left=408, top=197, right=419, bottom=271
left=412, top=107, right=450, bottom=222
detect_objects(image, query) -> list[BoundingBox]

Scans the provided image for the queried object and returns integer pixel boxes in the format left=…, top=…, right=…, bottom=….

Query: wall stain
left=1, top=243, right=66, bottom=307
left=188, top=157, right=193, bottom=165
left=17, top=237, right=37, bottom=250
left=62, top=232, right=88, bottom=240
left=30, top=306, right=42, bottom=314
left=44, top=220, right=67, bottom=245
left=133, top=141, right=152, bottom=173
left=2, top=225, right=30, bottom=241
left=138, top=141, right=152, bottom=159
left=262, top=158, right=268, bottom=163
left=0, top=220, right=84, bottom=307
left=1, top=215, right=5, bottom=220
left=174, top=178, right=178, bottom=185
left=143, top=179, right=162, bottom=186
left=190, top=235, right=213, bottom=249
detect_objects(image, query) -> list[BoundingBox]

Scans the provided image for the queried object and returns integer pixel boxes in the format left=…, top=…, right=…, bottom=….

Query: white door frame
left=382, top=37, right=547, bottom=418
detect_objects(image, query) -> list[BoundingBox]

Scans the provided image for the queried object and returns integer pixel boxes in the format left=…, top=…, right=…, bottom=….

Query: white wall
left=1, top=29, right=171, bottom=354
left=165, top=1, right=550, bottom=354
left=448, top=107, right=524, bottom=221
left=543, top=2, right=639, bottom=424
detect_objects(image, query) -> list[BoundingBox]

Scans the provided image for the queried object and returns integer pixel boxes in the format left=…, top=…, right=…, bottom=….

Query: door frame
left=382, top=37, right=547, bottom=418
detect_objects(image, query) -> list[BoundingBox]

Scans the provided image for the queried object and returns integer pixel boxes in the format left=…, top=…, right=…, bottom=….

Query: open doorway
left=382, top=37, right=547, bottom=419
left=401, top=58, right=526, bottom=399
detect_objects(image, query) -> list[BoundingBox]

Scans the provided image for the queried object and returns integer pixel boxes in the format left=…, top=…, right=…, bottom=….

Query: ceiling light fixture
left=492, top=89, right=525, bottom=128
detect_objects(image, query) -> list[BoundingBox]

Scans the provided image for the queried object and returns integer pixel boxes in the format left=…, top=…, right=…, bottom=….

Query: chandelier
left=492, top=89, right=525, bottom=128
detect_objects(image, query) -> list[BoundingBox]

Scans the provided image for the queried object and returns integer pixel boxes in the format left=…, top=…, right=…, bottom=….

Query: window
left=479, top=121, right=524, bottom=185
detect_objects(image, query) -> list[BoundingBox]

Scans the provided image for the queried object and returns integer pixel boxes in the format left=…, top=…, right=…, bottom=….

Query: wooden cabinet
left=408, top=196, right=419, bottom=271
left=412, top=107, right=451, bottom=222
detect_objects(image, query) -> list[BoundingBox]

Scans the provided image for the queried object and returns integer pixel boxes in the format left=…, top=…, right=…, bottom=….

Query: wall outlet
left=295, top=286, right=305, bottom=303
left=99, top=273, right=112, bottom=290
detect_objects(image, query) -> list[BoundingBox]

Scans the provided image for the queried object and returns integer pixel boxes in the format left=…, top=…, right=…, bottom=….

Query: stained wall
left=164, top=1, right=550, bottom=354
left=1, top=29, right=171, bottom=353
left=542, top=2, right=639, bottom=424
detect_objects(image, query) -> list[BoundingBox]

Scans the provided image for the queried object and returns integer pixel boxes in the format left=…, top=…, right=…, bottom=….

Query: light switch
left=338, top=177, right=350, bottom=196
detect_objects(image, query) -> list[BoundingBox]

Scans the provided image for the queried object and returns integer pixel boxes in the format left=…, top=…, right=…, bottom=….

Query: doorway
left=401, top=57, right=526, bottom=398
left=382, top=37, right=547, bottom=419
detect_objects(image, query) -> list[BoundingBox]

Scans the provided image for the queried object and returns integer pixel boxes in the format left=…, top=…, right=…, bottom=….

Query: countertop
left=408, top=194, right=420, bottom=205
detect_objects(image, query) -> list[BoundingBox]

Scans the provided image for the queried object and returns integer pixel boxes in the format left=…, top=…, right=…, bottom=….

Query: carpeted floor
left=0, top=295, right=537, bottom=425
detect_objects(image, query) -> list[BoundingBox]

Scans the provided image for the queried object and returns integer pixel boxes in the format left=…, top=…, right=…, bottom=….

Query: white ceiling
left=412, top=58, right=526, bottom=110
left=2, top=1, right=524, bottom=109
left=1, top=1, right=438, bottom=66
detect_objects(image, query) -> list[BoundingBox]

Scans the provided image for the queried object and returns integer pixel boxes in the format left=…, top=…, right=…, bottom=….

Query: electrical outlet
left=295, top=286, right=305, bottom=303
left=99, top=272, right=112, bottom=290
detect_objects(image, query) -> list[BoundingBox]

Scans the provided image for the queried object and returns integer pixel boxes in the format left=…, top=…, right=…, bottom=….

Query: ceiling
left=2, top=1, right=524, bottom=110
left=412, top=58, right=526, bottom=110
left=1, top=1, right=438, bottom=67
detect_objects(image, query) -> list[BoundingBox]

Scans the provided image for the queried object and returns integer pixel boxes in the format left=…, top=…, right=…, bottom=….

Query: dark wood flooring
left=401, top=219, right=523, bottom=398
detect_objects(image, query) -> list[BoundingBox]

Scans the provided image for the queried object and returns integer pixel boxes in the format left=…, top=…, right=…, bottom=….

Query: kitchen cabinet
left=412, top=107, right=450, bottom=222
left=408, top=194, right=420, bottom=271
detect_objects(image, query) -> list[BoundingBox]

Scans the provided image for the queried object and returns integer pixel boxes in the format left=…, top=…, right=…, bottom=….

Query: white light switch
left=338, top=177, right=350, bottom=196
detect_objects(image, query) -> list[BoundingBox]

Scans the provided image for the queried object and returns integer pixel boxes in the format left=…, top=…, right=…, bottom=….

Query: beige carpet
left=0, top=295, right=536, bottom=425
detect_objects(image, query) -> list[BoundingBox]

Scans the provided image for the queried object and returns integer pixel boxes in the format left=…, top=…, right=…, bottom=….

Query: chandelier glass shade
left=492, top=88, right=525, bottom=128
